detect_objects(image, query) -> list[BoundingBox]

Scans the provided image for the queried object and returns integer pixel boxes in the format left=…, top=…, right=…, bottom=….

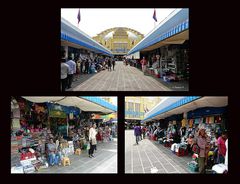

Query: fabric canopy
left=22, top=96, right=116, bottom=114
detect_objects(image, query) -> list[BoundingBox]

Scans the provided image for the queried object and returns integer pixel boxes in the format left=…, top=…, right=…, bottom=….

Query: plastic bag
left=87, top=142, right=90, bottom=150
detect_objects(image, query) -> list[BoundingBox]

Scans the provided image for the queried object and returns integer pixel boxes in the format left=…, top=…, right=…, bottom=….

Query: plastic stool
left=75, top=148, right=81, bottom=155
left=62, top=157, right=70, bottom=166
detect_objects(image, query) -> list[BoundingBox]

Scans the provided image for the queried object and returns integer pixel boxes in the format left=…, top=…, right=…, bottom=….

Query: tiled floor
left=69, top=61, right=176, bottom=91
left=125, top=130, right=193, bottom=173
left=36, top=138, right=117, bottom=173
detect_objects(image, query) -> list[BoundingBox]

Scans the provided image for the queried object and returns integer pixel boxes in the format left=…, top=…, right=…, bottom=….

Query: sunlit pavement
left=70, top=61, right=172, bottom=91
left=37, top=138, right=117, bottom=173
left=125, top=130, right=192, bottom=173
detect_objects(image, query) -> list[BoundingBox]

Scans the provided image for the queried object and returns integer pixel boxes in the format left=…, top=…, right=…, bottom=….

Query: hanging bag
left=87, top=142, right=90, bottom=150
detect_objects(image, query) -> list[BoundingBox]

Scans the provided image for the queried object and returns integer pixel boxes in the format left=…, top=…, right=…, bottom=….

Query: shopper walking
left=197, top=128, right=208, bottom=174
left=108, top=58, right=112, bottom=71
left=88, top=124, right=97, bottom=158
left=112, top=58, right=116, bottom=71
left=134, top=124, right=142, bottom=145
left=140, top=57, right=147, bottom=73
left=66, top=56, right=76, bottom=89
left=61, top=51, right=69, bottom=91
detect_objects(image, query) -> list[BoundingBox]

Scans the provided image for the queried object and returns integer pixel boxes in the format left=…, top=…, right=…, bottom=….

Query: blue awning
left=187, top=107, right=227, bottom=119
left=80, top=96, right=117, bottom=112
left=128, top=8, right=189, bottom=55
left=61, top=18, right=113, bottom=56
left=142, top=96, right=201, bottom=122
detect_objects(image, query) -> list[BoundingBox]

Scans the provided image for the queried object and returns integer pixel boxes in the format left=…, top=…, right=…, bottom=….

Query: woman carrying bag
left=88, top=124, right=97, bottom=158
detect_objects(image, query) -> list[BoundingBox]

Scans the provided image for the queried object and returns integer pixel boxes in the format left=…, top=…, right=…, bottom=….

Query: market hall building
left=61, top=17, right=113, bottom=60
left=127, top=8, right=189, bottom=83
left=141, top=96, right=228, bottom=173
left=11, top=96, right=117, bottom=173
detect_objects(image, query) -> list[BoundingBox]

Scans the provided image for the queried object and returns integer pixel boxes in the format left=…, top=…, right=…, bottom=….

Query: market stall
left=11, top=96, right=117, bottom=173
left=142, top=96, right=228, bottom=173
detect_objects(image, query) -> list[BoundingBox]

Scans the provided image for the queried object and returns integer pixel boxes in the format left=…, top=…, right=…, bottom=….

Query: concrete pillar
left=64, top=46, right=68, bottom=58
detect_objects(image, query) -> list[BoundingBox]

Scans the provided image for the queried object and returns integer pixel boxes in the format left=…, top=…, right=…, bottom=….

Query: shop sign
left=49, top=110, right=67, bottom=118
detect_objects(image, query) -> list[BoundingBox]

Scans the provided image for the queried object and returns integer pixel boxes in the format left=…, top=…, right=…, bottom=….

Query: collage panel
left=125, top=96, right=228, bottom=174
left=11, top=96, right=118, bottom=174
left=61, top=8, right=189, bottom=91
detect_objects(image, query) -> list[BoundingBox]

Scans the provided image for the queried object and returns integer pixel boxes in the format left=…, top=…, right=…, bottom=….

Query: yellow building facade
left=125, top=97, right=162, bottom=120
left=93, top=27, right=144, bottom=55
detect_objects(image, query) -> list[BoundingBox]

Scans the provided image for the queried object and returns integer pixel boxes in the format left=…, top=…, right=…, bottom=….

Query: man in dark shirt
left=134, top=124, right=142, bottom=144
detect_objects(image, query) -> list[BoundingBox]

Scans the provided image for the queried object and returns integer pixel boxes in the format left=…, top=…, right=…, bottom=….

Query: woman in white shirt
left=89, top=124, right=97, bottom=158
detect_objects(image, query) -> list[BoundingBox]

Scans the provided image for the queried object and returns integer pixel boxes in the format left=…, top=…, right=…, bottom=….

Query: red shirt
left=141, top=59, right=147, bottom=65
left=217, top=136, right=226, bottom=156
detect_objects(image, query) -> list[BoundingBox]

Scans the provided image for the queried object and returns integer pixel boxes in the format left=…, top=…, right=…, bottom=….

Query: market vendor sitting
left=47, top=138, right=61, bottom=166
left=154, top=126, right=164, bottom=140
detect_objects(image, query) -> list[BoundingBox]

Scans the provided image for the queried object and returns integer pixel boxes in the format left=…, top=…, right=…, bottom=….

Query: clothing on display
left=188, top=119, right=193, bottom=127
left=181, top=119, right=187, bottom=127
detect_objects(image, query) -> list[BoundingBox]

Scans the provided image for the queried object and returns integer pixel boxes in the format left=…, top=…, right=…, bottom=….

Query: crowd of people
left=133, top=122, right=228, bottom=173
left=61, top=50, right=117, bottom=91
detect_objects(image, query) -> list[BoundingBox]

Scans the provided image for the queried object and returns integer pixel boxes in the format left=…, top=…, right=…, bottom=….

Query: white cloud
left=61, top=8, right=176, bottom=37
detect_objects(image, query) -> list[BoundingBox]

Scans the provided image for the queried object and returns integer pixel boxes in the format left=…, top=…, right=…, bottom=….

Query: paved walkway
left=37, top=139, right=117, bottom=173
left=70, top=62, right=172, bottom=91
left=125, top=130, right=193, bottom=173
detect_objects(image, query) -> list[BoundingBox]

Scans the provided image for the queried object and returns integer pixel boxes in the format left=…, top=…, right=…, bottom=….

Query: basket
left=188, top=162, right=199, bottom=172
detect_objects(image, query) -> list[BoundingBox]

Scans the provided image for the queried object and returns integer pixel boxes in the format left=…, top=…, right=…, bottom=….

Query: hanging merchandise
left=209, top=116, right=214, bottom=124
left=189, top=119, right=193, bottom=127
left=181, top=118, right=187, bottom=127
left=206, top=117, right=210, bottom=124
left=49, top=110, right=67, bottom=118
left=196, top=118, right=203, bottom=124
left=215, top=116, right=222, bottom=123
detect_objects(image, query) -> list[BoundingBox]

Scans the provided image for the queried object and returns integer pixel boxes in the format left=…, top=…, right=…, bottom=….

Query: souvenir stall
left=11, top=98, right=50, bottom=173
left=11, top=96, right=117, bottom=173
left=186, top=106, right=227, bottom=172
left=11, top=98, right=84, bottom=173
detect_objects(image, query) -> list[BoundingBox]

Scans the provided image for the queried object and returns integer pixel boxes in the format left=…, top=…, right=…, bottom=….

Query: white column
left=64, top=46, right=68, bottom=58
